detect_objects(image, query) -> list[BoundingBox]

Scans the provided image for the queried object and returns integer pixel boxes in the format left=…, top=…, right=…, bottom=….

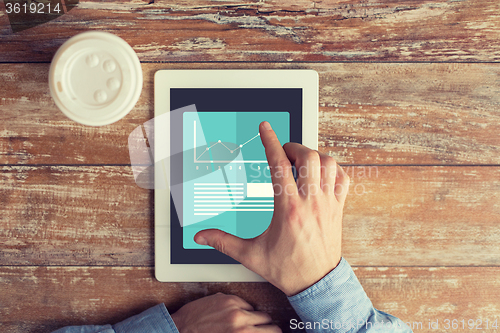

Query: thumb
left=194, top=229, right=250, bottom=263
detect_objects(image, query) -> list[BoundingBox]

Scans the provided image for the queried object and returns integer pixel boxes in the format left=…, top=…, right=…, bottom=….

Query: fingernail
left=262, top=121, right=272, bottom=130
left=195, top=236, right=208, bottom=245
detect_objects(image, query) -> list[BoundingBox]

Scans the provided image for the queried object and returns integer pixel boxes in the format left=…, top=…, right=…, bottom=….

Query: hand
left=170, top=293, right=281, bottom=333
left=194, top=121, right=350, bottom=296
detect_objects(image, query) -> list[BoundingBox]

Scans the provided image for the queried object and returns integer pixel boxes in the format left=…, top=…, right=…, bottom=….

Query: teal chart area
left=182, top=112, right=290, bottom=249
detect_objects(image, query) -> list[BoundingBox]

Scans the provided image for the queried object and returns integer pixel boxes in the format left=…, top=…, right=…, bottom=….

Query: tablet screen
left=170, top=88, right=302, bottom=264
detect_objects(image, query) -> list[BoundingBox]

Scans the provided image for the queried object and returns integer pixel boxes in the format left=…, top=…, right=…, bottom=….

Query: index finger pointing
left=259, top=121, right=297, bottom=194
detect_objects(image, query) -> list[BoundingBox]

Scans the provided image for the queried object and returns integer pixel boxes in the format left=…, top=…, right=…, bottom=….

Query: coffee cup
left=49, top=31, right=142, bottom=126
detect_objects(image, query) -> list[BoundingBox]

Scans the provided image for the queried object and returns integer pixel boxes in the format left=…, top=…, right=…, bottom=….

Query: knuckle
left=219, top=294, right=235, bottom=305
left=302, top=150, right=321, bottom=164
left=228, top=309, right=245, bottom=324
left=322, top=154, right=337, bottom=169
left=287, top=196, right=299, bottom=210
left=274, top=158, right=291, bottom=170
left=226, top=295, right=243, bottom=305
left=213, top=292, right=226, bottom=299
left=212, top=238, right=226, bottom=254
left=337, top=166, right=349, bottom=181
left=310, top=198, right=321, bottom=214
left=285, top=198, right=301, bottom=221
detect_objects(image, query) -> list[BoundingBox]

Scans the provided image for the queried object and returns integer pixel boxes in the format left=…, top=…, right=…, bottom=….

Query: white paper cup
left=49, top=31, right=143, bottom=126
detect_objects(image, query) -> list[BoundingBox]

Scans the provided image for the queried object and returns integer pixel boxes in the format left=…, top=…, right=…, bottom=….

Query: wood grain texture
left=1, top=165, right=499, bottom=266
left=342, top=165, right=500, bottom=266
left=0, top=63, right=151, bottom=165
left=1, top=0, right=499, bottom=331
left=1, top=266, right=499, bottom=333
left=2, top=62, right=500, bottom=165
left=0, top=266, right=296, bottom=333
left=0, top=166, right=153, bottom=266
left=1, top=0, right=500, bottom=62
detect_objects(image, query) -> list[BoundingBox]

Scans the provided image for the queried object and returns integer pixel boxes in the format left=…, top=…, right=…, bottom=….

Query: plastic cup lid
left=49, top=31, right=143, bottom=126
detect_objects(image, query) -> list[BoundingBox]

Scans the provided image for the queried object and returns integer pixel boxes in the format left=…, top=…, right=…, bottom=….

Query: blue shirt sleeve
left=288, top=258, right=413, bottom=333
left=51, top=304, right=179, bottom=333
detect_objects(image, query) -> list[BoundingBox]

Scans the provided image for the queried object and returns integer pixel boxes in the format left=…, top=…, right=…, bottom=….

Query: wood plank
left=0, top=266, right=296, bottom=333
left=342, top=165, right=500, bottom=266
left=0, top=63, right=152, bottom=165
left=357, top=266, right=500, bottom=332
left=2, top=62, right=500, bottom=165
left=1, top=266, right=499, bottom=332
left=318, top=63, right=500, bottom=164
left=1, top=165, right=499, bottom=266
left=0, top=166, right=154, bottom=266
left=1, top=0, right=500, bottom=62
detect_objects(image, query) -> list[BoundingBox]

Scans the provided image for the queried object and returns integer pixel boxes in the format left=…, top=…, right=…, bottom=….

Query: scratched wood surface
left=1, top=266, right=499, bottom=333
left=1, top=0, right=500, bottom=62
left=2, top=62, right=500, bottom=165
left=2, top=0, right=500, bottom=332
left=1, top=165, right=499, bottom=267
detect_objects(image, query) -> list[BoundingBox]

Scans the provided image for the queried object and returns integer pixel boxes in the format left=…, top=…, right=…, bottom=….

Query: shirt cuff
left=287, top=257, right=374, bottom=330
left=113, top=304, right=180, bottom=333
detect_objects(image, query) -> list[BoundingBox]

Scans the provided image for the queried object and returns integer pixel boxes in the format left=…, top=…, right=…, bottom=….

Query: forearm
left=288, top=258, right=412, bottom=333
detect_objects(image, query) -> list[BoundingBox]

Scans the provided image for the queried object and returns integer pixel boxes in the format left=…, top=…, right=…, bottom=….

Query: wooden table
left=1, top=1, right=500, bottom=332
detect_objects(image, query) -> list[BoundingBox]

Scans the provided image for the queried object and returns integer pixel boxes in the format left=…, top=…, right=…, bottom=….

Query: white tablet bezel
left=154, top=69, right=318, bottom=282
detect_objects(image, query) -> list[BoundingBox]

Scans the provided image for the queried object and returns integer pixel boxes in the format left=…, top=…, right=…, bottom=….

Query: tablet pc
left=154, top=70, right=318, bottom=282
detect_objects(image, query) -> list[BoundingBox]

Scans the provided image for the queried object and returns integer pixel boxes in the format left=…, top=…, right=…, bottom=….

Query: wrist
left=281, top=256, right=342, bottom=297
